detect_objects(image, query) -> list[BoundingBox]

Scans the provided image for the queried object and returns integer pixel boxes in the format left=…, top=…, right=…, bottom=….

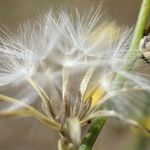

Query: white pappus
left=0, top=6, right=150, bottom=149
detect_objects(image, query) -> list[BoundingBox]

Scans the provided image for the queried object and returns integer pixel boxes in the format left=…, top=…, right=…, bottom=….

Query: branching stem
left=79, top=0, right=150, bottom=149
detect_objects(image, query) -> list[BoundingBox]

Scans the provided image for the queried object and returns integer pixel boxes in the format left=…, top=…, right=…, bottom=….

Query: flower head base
left=0, top=6, right=150, bottom=149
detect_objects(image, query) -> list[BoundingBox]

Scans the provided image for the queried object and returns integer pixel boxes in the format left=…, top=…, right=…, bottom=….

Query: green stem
left=79, top=117, right=106, bottom=150
left=112, top=0, right=150, bottom=90
left=79, top=0, right=150, bottom=150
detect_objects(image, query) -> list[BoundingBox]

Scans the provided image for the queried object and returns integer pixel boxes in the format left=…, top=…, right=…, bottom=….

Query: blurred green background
left=0, top=0, right=149, bottom=150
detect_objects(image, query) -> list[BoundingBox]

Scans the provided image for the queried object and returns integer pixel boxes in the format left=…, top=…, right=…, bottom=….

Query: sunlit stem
left=0, top=94, right=61, bottom=130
